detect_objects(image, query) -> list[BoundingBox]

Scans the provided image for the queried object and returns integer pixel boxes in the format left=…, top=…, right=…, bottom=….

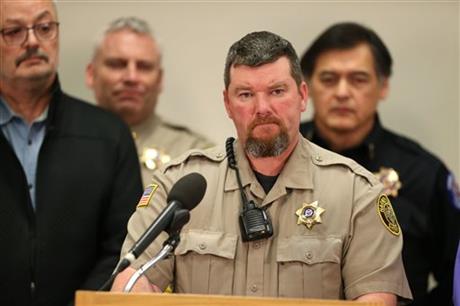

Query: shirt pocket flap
left=175, top=230, right=238, bottom=259
left=277, top=236, right=341, bottom=265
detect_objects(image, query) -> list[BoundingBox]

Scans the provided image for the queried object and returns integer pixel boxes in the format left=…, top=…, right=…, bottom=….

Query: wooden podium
left=76, top=290, right=384, bottom=306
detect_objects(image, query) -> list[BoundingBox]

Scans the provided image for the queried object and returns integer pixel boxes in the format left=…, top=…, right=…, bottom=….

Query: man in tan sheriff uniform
left=86, top=17, right=213, bottom=185
left=112, top=31, right=412, bottom=305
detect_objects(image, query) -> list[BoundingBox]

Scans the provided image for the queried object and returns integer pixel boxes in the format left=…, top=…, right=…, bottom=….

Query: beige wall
left=56, top=1, right=459, bottom=177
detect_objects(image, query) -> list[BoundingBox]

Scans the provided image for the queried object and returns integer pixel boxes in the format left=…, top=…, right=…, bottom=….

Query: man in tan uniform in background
left=86, top=17, right=213, bottom=185
left=112, top=31, right=412, bottom=305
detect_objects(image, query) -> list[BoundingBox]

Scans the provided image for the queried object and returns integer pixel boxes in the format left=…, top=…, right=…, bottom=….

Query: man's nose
left=254, top=94, right=272, bottom=116
left=122, top=64, right=139, bottom=83
left=335, top=79, right=351, bottom=100
left=24, top=28, right=39, bottom=48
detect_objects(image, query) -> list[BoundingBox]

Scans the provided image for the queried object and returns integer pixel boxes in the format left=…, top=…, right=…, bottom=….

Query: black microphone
left=103, top=172, right=207, bottom=288
left=128, top=172, right=206, bottom=258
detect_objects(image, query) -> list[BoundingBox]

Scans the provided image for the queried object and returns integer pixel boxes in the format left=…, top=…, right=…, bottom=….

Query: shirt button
left=198, top=243, right=207, bottom=250
left=315, top=155, right=322, bottom=162
left=305, top=251, right=313, bottom=260
left=250, top=284, right=258, bottom=292
left=216, top=152, right=224, bottom=158
left=253, top=242, right=260, bottom=249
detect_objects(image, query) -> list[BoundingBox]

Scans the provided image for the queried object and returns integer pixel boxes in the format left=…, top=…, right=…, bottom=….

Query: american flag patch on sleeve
left=136, top=183, right=158, bottom=208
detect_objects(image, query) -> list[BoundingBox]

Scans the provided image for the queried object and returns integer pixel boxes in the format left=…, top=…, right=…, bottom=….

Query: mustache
left=248, top=116, right=282, bottom=131
left=15, top=49, right=49, bottom=67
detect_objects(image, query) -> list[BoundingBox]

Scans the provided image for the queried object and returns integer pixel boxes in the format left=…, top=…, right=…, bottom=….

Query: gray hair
left=224, top=31, right=303, bottom=89
left=103, top=16, right=152, bottom=35
left=91, top=16, right=159, bottom=60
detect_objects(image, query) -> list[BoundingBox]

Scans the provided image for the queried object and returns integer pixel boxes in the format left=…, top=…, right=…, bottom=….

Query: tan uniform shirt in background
left=131, top=114, right=214, bottom=186
left=121, top=136, right=412, bottom=301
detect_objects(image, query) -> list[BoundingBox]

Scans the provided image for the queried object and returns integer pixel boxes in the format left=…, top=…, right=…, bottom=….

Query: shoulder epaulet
left=160, top=145, right=226, bottom=173
left=308, top=142, right=380, bottom=187
left=162, top=120, right=214, bottom=146
left=163, top=120, right=191, bottom=132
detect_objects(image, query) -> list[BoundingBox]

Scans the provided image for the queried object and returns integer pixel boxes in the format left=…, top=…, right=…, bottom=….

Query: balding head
left=86, top=17, right=163, bottom=126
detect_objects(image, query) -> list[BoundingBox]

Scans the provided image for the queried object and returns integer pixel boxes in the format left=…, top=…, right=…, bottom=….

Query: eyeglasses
left=0, top=22, right=59, bottom=46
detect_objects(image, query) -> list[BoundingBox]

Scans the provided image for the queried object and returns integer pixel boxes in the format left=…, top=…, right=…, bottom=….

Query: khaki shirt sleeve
left=119, top=170, right=176, bottom=291
left=342, top=175, right=412, bottom=301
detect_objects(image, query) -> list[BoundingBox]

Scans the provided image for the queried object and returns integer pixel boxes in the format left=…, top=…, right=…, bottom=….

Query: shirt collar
left=0, top=95, right=49, bottom=126
left=0, top=97, right=14, bottom=126
left=224, top=136, right=314, bottom=201
left=131, top=113, right=160, bottom=140
left=309, top=114, right=384, bottom=156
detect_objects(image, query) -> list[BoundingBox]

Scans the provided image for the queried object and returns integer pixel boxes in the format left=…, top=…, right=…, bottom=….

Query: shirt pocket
left=174, top=229, right=238, bottom=294
left=277, top=236, right=342, bottom=299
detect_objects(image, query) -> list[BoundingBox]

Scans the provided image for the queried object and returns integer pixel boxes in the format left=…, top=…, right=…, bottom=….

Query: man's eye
left=3, top=27, right=23, bottom=37
left=351, top=77, right=368, bottom=84
left=271, top=88, right=285, bottom=96
left=36, top=23, right=52, bottom=34
left=320, top=77, right=337, bottom=85
left=105, top=60, right=126, bottom=69
left=137, top=62, right=154, bottom=72
left=238, top=92, right=252, bottom=99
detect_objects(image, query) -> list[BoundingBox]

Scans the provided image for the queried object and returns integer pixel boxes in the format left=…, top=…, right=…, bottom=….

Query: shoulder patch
left=136, top=183, right=158, bottom=208
left=447, top=173, right=460, bottom=210
left=376, top=194, right=401, bottom=236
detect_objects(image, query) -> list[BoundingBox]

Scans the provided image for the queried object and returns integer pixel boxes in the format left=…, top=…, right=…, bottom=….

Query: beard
left=244, top=116, right=290, bottom=158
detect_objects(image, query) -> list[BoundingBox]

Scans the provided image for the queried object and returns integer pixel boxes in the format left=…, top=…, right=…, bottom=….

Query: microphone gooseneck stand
left=123, top=208, right=190, bottom=292
left=123, top=234, right=180, bottom=292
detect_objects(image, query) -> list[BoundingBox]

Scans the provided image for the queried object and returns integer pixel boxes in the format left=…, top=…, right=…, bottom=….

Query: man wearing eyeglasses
left=0, top=1, right=143, bottom=305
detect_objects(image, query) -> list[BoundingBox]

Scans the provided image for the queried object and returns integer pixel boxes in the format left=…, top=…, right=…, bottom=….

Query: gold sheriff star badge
left=141, top=148, right=171, bottom=171
left=374, top=167, right=402, bottom=198
left=296, top=201, right=325, bottom=229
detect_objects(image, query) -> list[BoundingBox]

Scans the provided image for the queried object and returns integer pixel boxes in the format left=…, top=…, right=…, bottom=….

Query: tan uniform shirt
left=121, top=137, right=412, bottom=301
left=131, top=114, right=214, bottom=186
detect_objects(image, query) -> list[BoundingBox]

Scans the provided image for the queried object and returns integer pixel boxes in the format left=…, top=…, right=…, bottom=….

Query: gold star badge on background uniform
left=296, top=201, right=325, bottom=229
left=374, top=167, right=402, bottom=197
left=141, top=148, right=171, bottom=170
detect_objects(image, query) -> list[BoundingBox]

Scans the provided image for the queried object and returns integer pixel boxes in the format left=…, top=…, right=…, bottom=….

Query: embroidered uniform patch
left=447, top=173, right=460, bottom=211
left=136, top=183, right=158, bottom=208
left=377, top=194, right=400, bottom=236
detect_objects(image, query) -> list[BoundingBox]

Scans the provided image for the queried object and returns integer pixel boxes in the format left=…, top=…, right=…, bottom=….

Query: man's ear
left=379, top=78, right=390, bottom=100
left=85, top=63, right=95, bottom=89
left=157, top=68, right=164, bottom=94
left=300, top=81, right=309, bottom=112
left=223, top=89, right=233, bottom=119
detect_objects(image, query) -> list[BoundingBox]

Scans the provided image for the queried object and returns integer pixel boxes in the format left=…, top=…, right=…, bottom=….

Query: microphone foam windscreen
left=167, top=172, right=207, bottom=210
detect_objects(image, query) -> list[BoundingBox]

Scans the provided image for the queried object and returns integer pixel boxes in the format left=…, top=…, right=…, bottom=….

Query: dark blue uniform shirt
left=300, top=116, right=460, bottom=306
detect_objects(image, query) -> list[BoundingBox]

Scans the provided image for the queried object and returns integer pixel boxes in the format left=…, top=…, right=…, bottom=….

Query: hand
left=356, top=292, right=396, bottom=306
left=111, top=267, right=162, bottom=292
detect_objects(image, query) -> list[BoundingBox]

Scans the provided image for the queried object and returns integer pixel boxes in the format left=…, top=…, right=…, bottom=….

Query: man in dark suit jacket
left=0, top=1, right=142, bottom=305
